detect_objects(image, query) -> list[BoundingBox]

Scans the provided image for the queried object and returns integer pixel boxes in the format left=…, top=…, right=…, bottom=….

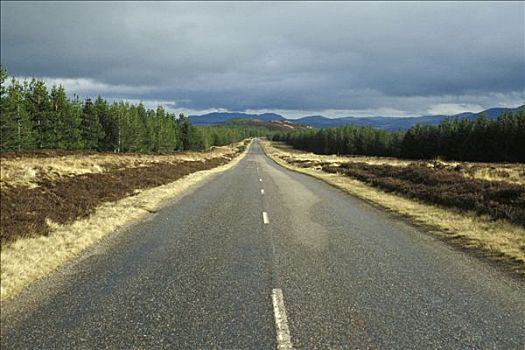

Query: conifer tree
left=49, top=85, right=71, bottom=148
left=177, top=113, right=192, bottom=150
left=94, top=96, right=117, bottom=151
left=26, top=79, right=52, bottom=149
left=0, top=67, right=15, bottom=150
left=1, top=73, right=35, bottom=150
left=81, top=98, right=105, bottom=150
left=61, top=94, right=84, bottom=150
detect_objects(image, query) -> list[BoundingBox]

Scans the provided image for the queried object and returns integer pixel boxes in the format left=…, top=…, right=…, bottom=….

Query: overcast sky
left=1, top=1, right=524, bottom=118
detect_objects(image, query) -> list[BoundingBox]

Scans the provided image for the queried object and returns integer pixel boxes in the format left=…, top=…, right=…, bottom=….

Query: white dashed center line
left=262, top=211, right=269, bottom=224
left=271, top=288, right=293, bottom=350
left=261, top=189, right=265, bottom=195
left=259, top=178, right=263, bottom=182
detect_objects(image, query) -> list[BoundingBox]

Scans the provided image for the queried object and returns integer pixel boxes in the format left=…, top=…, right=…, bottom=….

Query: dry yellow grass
left=0, top=142, right=250, bottom=301
left=469, top=166, right=525, bottom=185
left=0, top=145, right=241, bottom=190
left=262, top=140, right=525, bottom=273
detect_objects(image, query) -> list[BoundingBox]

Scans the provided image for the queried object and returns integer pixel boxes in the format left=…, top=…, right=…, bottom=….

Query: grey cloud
left=1, top=1, right=523, bottom=115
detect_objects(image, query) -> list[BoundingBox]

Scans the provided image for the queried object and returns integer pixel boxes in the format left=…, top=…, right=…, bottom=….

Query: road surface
left=2, top=139, right=524, bottom=349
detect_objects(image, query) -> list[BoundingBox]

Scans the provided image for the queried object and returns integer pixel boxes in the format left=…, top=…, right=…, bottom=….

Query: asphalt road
left=1, top=139, right=524, bottom=349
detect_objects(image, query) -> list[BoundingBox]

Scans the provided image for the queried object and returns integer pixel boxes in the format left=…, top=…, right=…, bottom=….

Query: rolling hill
left=189, top=106, right=524, bottom=131
left=189, top=112, right=284, bottom=125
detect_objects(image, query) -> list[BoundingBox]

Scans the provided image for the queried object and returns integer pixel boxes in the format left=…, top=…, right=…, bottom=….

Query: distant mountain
left=189, top=112, right=285, bottom=125
left=189, top=106, right=523, bottom=131
left=456, top=107, right=514, bottom=119
left=292, top=115, right=451, bottom=131
left=223, top=119, right=308, bottom=131
left=296, top=106, right=523, bottom=130
left=292, top=115, right=336, bottom=128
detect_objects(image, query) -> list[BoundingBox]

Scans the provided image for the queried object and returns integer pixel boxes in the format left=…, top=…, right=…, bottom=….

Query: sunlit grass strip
left=0, top=145, right=240, bottom=190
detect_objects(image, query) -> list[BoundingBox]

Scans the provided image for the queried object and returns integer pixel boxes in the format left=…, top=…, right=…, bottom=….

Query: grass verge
left=261, top=140, right=525, bottom=276
left=0, top=142, right=249, bottom=301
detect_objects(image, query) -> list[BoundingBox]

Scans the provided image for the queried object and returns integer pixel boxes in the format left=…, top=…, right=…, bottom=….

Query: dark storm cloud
left=1, top=1, right=523, bottom=116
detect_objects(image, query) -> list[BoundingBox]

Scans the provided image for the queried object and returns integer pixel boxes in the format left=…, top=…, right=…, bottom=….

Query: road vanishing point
left=1, top=139, right=524, bottom=349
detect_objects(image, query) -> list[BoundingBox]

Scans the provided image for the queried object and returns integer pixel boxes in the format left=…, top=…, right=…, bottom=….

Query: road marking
left=261, top=189, right=265, bottom=195
left=271, top=288, right=293, bottom=350
left=263, top=211, right=269, bottom=224
left=259, top=178, right=262, bottom=182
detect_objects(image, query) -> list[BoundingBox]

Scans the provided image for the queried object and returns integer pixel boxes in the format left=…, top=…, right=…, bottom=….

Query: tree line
left=273, top=125, right=403, bottom=157
left=272, top=107, right=525, bottom=162
left=0, top=68, right=265, bottom=153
